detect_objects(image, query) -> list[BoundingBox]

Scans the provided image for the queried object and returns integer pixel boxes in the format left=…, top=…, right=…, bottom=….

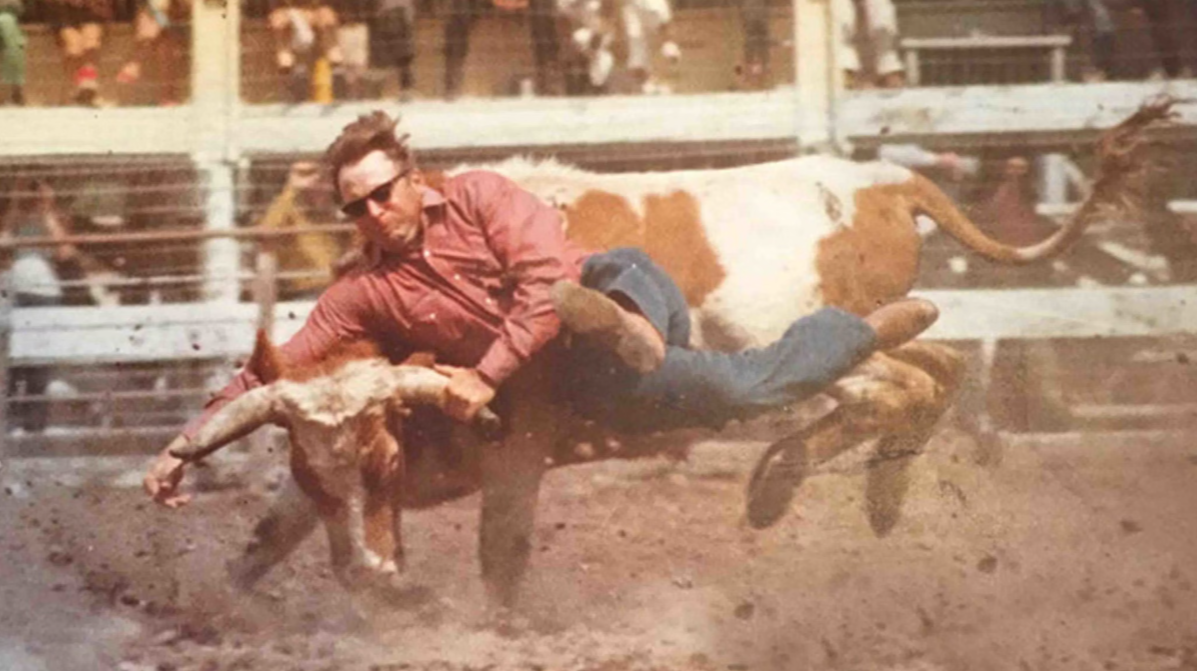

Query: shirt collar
left=420, top=185, right=447, bottom=211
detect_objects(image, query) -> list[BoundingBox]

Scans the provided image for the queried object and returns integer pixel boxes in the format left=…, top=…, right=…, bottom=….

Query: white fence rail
left=8, top=286, right=1194, bottom=364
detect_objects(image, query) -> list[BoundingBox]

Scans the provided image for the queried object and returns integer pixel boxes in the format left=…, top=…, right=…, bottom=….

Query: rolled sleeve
left=470, top=173, right=574, bottom=385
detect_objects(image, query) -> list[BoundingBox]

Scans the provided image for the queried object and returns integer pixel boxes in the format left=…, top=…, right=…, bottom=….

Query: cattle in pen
left=171, top=99, right=1172, bottom=605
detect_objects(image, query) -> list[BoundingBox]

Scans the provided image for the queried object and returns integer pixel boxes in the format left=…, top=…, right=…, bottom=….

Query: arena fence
left=2, top=222, right=1194, bottom=459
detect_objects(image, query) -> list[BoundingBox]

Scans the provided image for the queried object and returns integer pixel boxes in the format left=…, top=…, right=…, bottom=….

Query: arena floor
left=2, top=427, right=1196, bottom=671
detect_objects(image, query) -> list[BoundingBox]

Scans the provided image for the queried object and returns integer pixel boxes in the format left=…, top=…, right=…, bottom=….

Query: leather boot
left=864, top=298, right=939, bottom=350
left=551, top=280, right=665, bottom=373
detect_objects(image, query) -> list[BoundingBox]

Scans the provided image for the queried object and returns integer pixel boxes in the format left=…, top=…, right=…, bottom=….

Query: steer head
left=171, top=330, right=451, bottom=592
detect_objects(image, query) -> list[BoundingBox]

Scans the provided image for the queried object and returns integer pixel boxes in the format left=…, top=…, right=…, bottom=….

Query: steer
left=174, top=98, right=1170, bottom=606
left=172, top=333, right=468, bottom=593
left=446, top=98, right=1172, bottom=529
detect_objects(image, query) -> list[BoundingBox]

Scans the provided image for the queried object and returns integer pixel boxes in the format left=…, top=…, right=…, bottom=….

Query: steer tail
left=909, top=96, right=1175, bottom=265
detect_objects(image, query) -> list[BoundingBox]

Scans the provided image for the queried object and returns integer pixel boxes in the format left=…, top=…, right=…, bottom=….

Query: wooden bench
left=900, top=34, right=1073, bottom=86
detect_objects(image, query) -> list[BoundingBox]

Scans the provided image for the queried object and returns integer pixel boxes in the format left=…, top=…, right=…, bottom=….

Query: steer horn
left=388, top=365, right=504, bottom=439
left=170, top=386, right=280, bottom=462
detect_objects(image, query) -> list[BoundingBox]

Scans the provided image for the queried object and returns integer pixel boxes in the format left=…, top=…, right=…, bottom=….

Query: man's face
left=337, top=150, right=425, bottom=254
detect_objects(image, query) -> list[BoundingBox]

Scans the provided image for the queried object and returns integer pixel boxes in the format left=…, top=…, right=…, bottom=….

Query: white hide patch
left=273, top=358, right=399, bottom=427
left=463, top=155, right=917, bottom=349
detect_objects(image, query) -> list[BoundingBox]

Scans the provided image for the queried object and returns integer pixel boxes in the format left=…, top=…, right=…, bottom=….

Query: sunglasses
left=340, top=170, right=410, bottom=218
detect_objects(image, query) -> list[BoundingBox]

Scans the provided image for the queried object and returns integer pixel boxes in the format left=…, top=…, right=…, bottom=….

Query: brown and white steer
left=448, top=98, right=1169, bottom=528
left=172, top=333, right=459, bottom=593
left=173, top=99, right=1169, bottom=605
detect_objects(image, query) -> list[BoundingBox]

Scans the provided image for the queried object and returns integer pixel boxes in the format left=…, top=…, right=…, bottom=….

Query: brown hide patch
left=283, top=339, right=383, bottom=384
left=362, top=423, right=402, bottom=563
left=816, top=181, right=923, bottom=316
left=247, top=329, right=287, bottom=383
left=563, top=189, right=726, bottom=307
left=290, top=446, right=342, bottom=515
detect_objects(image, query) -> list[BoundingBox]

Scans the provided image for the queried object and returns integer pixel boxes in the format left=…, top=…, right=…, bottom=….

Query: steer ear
left=246, top=329, right=286, bottom=384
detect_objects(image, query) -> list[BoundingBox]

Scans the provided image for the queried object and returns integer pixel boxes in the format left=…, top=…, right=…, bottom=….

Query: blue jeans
left=564, top=248, right=877, bottom=433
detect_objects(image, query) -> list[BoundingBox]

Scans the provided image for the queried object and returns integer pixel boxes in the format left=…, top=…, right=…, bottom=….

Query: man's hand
left=434, top=365, right=496, bottom=422
left=143, top=435, right=192, bottom=508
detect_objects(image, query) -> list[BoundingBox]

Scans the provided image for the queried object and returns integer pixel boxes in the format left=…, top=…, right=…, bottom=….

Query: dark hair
left=323, top=111, right=413, bottom=201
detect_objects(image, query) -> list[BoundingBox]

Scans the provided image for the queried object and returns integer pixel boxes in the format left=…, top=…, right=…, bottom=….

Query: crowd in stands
left=1, top=0, right=1197, bottom=102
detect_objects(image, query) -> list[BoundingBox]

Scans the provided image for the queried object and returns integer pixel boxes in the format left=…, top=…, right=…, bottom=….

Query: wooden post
left=0, top=272, right=11, bottom=453
left=904, top=49, right=921, bottom=86
left=792, top=0, right=844, bottom=152
left=1050, top=44, right=1066, bottom=83
left=191, top=0, right=243, bottom=303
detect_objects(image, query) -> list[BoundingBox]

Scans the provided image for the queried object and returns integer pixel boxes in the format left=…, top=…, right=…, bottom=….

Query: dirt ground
left=2, top=426, right=1197, bottom=671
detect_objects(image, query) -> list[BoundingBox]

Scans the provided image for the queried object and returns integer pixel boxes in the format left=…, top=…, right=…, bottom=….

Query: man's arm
left=35, top=182, right=81, bottom=264
left=144, top=280, right=371, bottom=506
left=471, top=172, right=576, bottom=386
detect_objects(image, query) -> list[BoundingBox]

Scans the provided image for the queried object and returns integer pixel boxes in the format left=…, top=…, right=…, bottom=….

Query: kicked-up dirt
left=2, top=427, right=1197, bottom=671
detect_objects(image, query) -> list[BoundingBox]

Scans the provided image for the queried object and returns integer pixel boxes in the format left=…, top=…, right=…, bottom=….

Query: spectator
left=1049, top=0, right=1116, bottom=82
left=43, top=0, right=113, bottom=105
left=267, top=0, right=340, bottom=102
left=116, top=0, right=190, bottom=105
left=1126, top=0, right=1186, bottom=80
left=877, top=143, right=978, bottom=202
left=370, top=0, right=415, bottom=98
left=620, top=0, right=679, bottom=94
left=1, top=180, right=80, bottom=432
left=257, top=161, right=349, bottom=299
left=328, top=0, right=372, bottom=99
left=557, top=0, right=615, bottom=95
left=556, top=0, right=678, bottom=95
left=834, top=0, right=904, bottom=89
left=443, top=0, right=561, bottom=99
left=0, top=0, right=24, bottom=105
left=736, top=0, right=770, bottom=90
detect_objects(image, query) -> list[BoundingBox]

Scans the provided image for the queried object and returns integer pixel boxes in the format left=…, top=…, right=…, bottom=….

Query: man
left=2, top=179, right=80, bottom=432
left=145, top=110, right=935, bottom=510
left=0, top=0, right=25, bottom=106
left=44, top=0, right=113, bottom=105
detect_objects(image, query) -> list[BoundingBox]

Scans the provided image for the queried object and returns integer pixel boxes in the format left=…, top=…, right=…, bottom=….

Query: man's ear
left=409, top=169, right=426, bottom=187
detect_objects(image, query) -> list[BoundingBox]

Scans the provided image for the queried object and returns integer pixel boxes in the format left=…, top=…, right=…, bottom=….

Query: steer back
left=444, top=98, right=1172, bottom=351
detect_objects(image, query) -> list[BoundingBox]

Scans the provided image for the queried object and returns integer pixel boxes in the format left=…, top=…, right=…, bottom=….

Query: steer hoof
left=745, top=434, right=809, bottom=529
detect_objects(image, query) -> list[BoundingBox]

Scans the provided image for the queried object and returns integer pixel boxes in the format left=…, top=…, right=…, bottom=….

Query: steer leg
left=478, top=357, right=559, bottom=609
left=227, top=477, right=320, bottom=590
left=853, top=347, right=958, bottom=536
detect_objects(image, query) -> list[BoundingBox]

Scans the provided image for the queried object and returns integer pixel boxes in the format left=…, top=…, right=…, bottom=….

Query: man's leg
left=0, top=12, right=27, bottom=104
left=443, top=0, right=477, bottom=98
left=554, top=248, right=936, bottom=433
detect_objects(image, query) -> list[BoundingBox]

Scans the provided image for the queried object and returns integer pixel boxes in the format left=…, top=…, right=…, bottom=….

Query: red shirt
left=183, top=170, right=591, bottom=440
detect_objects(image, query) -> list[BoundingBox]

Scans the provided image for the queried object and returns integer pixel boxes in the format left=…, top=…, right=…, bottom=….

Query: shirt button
left=453, top=274, right=462, bottom=281
left=429, top=313, right=436, bottom=320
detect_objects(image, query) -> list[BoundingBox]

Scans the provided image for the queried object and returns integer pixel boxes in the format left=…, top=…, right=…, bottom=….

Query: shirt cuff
left=475, top=339, right=522, bottom=387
